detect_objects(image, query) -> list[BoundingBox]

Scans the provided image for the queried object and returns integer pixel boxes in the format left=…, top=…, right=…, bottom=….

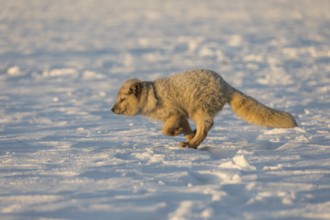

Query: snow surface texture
left=1, top=0, right=330, bottom=219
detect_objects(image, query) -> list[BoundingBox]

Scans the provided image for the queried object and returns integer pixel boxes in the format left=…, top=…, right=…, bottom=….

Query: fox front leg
left=161, top=115, right=184, bottom=136
left=181, top=110, right=214, bottom=149
left=178, top=118, right=196, bottom=148
left=162, top=115, right=194, bottom=137
left=179, top=129, right=196, bottom=148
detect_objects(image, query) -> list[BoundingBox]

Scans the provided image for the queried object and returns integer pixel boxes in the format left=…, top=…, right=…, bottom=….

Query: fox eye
left=119, top=98, right=126, bottom=103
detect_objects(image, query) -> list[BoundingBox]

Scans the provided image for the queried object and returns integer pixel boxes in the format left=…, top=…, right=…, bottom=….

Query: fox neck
left=139, top=82, right=159, bottom=117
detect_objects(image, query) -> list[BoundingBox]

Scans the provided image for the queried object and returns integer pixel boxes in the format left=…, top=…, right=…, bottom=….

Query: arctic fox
left=111, top=69, right=297, bottom=149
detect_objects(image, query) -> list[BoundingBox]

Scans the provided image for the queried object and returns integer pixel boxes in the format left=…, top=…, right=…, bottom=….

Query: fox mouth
left=111, top=106, right=126, bottom=115
left=111, top=107, right=120, bottom=114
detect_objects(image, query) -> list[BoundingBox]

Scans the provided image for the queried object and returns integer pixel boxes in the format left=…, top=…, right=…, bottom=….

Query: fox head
left=111, top=79, right=143, bottom=116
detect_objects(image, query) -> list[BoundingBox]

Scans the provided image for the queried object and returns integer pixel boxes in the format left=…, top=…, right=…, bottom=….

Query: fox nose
left=111, top=107, right=115, bottom=112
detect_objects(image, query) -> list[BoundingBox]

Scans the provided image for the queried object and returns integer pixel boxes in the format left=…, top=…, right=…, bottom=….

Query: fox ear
left=129, top=81, right=142, bottom=96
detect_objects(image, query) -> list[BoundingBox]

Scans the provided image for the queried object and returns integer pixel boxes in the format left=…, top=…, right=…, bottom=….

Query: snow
left=0, top=0, right=330, bottom=219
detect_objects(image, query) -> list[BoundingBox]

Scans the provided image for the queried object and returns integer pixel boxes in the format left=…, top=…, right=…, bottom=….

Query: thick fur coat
left=112, top=69, right=297, bottom=149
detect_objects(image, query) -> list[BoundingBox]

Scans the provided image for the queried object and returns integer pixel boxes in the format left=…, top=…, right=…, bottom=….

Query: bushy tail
left=228, top=89, right=297, bottom=128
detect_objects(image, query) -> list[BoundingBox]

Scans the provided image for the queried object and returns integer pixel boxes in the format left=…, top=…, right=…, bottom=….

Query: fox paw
left=179, top=142, right=189, bottom=148
left=162, top=127, right=183, bottom=136
left=173, top=127, right=183, bottom=136
left=168, top=127, right=183, bottom=136
left=179, top=142, right=198, bottom=149
left=184, top=130, right=196, bottom=141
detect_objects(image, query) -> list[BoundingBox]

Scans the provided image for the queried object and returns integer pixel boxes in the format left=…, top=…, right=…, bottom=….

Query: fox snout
left=111, top=105, right=121, bottom=114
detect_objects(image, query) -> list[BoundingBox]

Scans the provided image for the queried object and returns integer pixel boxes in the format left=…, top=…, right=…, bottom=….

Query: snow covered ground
left=1, top=0, right=330, bottom=219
